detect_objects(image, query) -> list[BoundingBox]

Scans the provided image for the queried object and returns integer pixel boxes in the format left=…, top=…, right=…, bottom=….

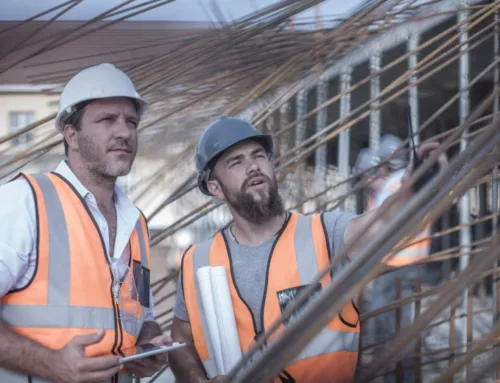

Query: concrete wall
left=0, top=92, right=59, bottom=146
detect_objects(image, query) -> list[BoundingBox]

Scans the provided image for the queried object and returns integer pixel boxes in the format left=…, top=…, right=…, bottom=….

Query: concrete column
left=408, top=34, right=420, bottom=150
left=315, top=77, right=328, bottom=191
left=458, top=3, right=472, bottom=380
left=295, top=89, right=307, bottom=148
left=296, top=89, right=307, bottom=210
left=369, top=54, right=381, bottom=154
left=338, top=68, right=352, bottom=209
left=492, top=9, right=500, bottom=380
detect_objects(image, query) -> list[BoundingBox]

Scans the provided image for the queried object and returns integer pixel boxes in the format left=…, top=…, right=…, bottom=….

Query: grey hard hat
left=354, top=148, right=380, bottom=175
left=379, top=134, right=407, bottom=170
left=196, top=116, right=273, bottom=195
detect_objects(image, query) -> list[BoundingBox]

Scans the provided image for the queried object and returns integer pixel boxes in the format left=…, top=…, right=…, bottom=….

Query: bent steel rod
left=241, top=129, right=500, bottom=383
left=464, top=337, right=500, bottom=382
left=227, top=95, right=499, bottom=381
left=0, top=0, right=138, bottom=75
left=0, top=0, right=80, bottom=37
left=0, top=1, right=468, bottom=182
left=276, top=32, right=500, bottom=169
left=235, top=130, right=499, bottom=381
left=150, top=65, right=497, bottom=244
left=433, top=313, right=500, bottom=383
left=0, top=0, right=83, bottom=61
left=359, top=146, right=500, bottom=381
left=268, top=2, right=496, bottom=141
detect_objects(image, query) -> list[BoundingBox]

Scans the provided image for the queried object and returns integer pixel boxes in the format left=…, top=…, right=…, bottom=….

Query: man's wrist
left=137, top=321, right=162, bottom=344
left=35, top=348, right=59, bottom=381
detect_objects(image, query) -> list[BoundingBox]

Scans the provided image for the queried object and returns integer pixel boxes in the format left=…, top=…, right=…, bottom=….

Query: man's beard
left=78, top=135, right=135, bottom=179
left=221, top=173, right=285, bottom=225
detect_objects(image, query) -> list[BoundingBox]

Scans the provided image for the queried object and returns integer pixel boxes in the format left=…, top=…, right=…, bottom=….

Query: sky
left=0, top=0, right=366, bottom=25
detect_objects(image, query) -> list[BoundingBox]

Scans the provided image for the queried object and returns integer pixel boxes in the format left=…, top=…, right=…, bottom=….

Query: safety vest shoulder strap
left=134, top=212, right=151, bottom=268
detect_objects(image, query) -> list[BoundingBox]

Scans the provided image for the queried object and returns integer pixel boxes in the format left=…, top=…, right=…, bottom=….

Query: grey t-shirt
left=173, top=211, right=357, bottom=332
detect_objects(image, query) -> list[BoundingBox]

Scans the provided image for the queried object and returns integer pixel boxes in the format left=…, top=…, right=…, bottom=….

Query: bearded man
left=169, top=116, right=443, bottom=383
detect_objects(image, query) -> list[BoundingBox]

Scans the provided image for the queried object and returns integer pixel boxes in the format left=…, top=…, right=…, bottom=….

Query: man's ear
left=63, top=124, right=78, bottom=151
left=206, top=178, right=225, bottom=201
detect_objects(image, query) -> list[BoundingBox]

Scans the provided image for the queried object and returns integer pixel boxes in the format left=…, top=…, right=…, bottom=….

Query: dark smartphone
left=407, top=108, right=440, bottom=193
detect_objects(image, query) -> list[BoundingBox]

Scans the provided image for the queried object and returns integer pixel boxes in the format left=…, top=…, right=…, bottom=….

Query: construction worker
left=169, top=117, right=445, bottom=383
left=362, top=134, right=433, bottom=383
left=0, top=63, right=171, bottom=382
left=353, top=147, right=387, bottom=211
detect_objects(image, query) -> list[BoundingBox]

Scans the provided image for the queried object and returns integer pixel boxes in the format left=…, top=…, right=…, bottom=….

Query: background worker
left=0, top=63, right=171, bottom=382
left=169, top=117, right=445, bottom=383
left=353, top=147, right=386, bottom=211
left=357, top=134, right=433, bottom=383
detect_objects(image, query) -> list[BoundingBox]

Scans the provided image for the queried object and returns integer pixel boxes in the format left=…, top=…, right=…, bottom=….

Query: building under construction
left=1, top=0, right=500, bottom=381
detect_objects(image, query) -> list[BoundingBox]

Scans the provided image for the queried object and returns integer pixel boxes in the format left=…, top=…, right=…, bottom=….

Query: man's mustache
left=242, top=173, right=272, bottom=190
left=108, top=141, right=132, bottom=152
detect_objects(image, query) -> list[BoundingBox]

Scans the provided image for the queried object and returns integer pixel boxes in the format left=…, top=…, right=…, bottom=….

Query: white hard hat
left=354, top=148, right=380, bottom=175
left=54, top=63, right=148, bottom=133
left=379, top=134, right=407, bottom=170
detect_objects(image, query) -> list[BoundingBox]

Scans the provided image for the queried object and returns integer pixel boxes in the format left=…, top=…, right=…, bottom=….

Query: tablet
left=119, top=342, right=186, bottom=363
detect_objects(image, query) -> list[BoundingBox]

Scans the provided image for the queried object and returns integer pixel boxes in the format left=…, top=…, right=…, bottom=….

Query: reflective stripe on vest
left=0, top=173, right=151, bottom=382
left=384, top=227, right=431, bottom=267
left=370, top=173, right=431, bottom=267
left=289, top=215, right=359, bottom=365
left=183, top=213, right=360, bottom=383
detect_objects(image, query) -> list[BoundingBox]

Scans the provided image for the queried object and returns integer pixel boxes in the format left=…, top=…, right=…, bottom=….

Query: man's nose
left=113, top=116, right=133, bottom=139
left=247, top=159, right=260, bottom=174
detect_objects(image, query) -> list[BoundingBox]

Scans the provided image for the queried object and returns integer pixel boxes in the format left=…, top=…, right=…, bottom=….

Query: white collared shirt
left=0, top=160, right=154, bottom=321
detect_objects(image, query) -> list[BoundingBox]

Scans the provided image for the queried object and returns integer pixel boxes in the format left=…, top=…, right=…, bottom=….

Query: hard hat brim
left=54, top=95, right=148, bottom=133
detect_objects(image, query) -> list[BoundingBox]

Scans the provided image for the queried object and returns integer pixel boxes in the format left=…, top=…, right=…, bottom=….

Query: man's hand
left=124, top=334, right=172, bottom=378
left=51, top=329, right=122, bottom=383
left=345, top=140, right=449, bottom=261
left=402, top=141, right=449, bottom=185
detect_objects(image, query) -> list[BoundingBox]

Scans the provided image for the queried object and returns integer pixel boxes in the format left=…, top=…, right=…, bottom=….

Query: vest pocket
left=132, top=260, right=151, bottom=308
left=276, top=284, right=322, bottom=325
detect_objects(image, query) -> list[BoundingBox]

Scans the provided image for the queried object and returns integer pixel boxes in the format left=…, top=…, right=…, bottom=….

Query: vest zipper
left=222, top=214, right=292, bottom=343
left=91, top=230, right=123, bottom=383
left=91, top=219, right=124, bottom=357
left=257, top=214, right=295, bottom=381
left=51, top=173, right=124, bottom=358
left=257, top=213, right=292, bottom=344
left=222, top=232, right=260, bottom=335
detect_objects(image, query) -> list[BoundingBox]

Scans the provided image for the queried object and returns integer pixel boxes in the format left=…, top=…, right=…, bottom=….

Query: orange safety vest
left=0, top=172, right=152, bottom=383
left=182, top=213, right=360, bottom=383
left=372, top=173, right=431, bottom=267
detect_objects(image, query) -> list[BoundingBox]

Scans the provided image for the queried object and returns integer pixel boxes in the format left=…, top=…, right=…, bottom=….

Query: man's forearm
left=345, top=189, right=413, bottom=258
left=169, top=342, right=208, bottom=383
left=137, top=321, right=162, bottom=344
left=0, top=320, right=56, bottom=379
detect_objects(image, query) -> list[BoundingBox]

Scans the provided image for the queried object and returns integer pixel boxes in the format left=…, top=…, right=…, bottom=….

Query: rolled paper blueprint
left=210, top=265, right=243, bottom=373
left=196, top=266, right=224, bottom=376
